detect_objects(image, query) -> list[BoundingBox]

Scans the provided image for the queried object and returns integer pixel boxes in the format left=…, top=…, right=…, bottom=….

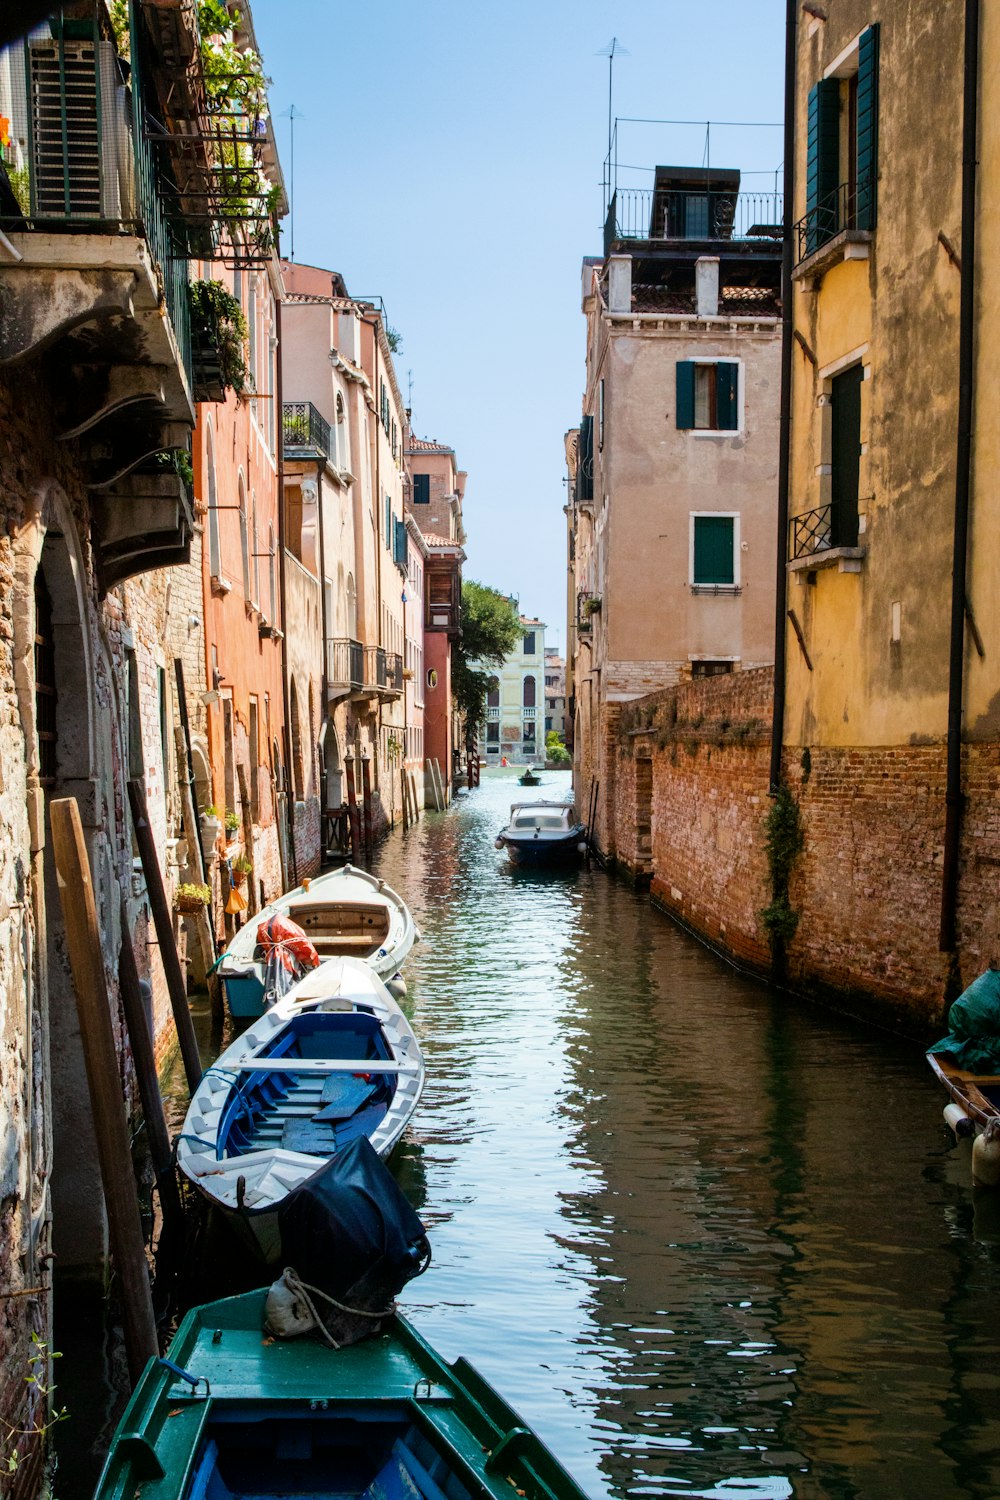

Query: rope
left=277, top=1267, right=394, bottom=1350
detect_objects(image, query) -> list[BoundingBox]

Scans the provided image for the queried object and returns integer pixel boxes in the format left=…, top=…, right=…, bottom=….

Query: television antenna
left=279, top=104, right=302, bottom=259
left=597, top=37, right=629, bottom=213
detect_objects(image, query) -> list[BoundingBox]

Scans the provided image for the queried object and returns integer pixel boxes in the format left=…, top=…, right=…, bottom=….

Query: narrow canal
left=373, top=769, right=1000, bottom=1500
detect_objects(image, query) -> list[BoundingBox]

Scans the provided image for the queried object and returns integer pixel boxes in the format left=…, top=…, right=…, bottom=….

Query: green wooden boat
left=94, top=1291, right=589, bottom=1500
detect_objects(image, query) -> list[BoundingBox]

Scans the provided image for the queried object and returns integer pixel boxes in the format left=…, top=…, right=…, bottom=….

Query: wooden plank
left=127, top=777, right=203, bottom=1094
left=49, top=799, right=158, bottom=1386
left=236, top=762, right=258, bottom=917
left=216, top=1058, right=420, bottom=1074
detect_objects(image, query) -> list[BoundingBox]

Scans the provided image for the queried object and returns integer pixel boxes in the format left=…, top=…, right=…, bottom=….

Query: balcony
left=788, top=501, right=865, bottom=574
left=283, top=401, right=332, bottom=461
left=577, top=593, right=601, bottom=633
left=793, top=179, right=873, bottom=282
left=486, top=705, right=500, bottom=720
left=605, top=187, right=782, bottom=258
left=358, top=646, right=403, bottom=699
left=326, top=637, right=363, bottom=699
left=522, top=706, right=537, bottom=720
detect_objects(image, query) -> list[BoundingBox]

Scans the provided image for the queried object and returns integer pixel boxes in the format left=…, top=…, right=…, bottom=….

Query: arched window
left=522, top=674, right=536, bottom=707
left=250, top=490, right=260, bottom=607
left=267, top=524, right=276, bottom=622
left=487, top=676, right=500, bottom=707
left=346, top=573, right=357, bottom=639
left=238, top=475, right=250, bottom=600
left=335, top=393, right=348, bottom=471
left=206, top=424, right=221, bottom=578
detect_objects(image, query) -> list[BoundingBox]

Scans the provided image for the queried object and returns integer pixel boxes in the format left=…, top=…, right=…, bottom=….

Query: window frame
left=678, top=358, right=743, bottom=437
left=689, top=511, right=741, bottom=590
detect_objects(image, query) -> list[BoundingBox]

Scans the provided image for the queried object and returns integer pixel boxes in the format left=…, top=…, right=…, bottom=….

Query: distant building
left=481, top=615, right=545, bottom=765
left=544, top=648, right=566, bottom=740
left=567, top=165, right=782, bottom=848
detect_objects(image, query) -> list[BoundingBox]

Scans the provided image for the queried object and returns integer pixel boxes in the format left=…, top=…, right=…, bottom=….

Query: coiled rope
left=271, top=1266, right=394, bottom=1349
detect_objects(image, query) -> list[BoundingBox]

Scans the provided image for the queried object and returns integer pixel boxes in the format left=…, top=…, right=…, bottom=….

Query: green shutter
left=676, top=361, right=696, bottom=429
left=856, top=24, right=879, bottom=230
left=806, top=77, right=841, bottom=252
left=693, top=516, right=735, bottom=585
left=413, top=473, right=430, bottom=504
left=716, top=363, right=739, bottom=430
left=577, top=415, right=594, bottom=501
left=385, top=494, right=391, bottom=548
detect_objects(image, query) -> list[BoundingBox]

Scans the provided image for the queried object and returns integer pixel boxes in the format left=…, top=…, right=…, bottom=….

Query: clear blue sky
left=253, top=1, right=785, bottom=654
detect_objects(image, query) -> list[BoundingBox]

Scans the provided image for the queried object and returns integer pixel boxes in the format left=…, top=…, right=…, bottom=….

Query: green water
left=377, top=769, right=1000, bottom=1500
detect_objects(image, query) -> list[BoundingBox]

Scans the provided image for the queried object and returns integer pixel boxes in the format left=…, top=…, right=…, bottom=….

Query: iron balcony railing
left=794, top=177, right=874, bottom=263
left=605, top=188, right=783, bottom=255
left=283, top=401, right=332, bottom=459
left=790, top=501, right=860, bottom=561
left=327, top=637, right=364, bottom=693
left=362, top=646, right=403, bottom=696
left=0, top=5, right=192, bottom=380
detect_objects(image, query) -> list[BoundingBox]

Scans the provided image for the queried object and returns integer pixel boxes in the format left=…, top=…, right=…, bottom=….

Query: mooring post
left=345, top=752, right=362, bottom=862
left=50, top=799, right=158, bottom=1386
left=361, top=753, right=374, bottom=864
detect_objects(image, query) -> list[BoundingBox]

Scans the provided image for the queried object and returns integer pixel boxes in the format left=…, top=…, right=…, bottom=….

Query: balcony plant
left=175, top=881, right=211, bottom=915
left=583, top=596, right=602, bottom=617
left=225, top=809, right=240, bottom=837
left=230, top=851, right=253, bottom=888
left=190, top=279, right=249, bottom=397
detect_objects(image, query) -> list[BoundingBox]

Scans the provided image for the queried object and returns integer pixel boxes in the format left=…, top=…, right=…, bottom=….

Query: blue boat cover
left=277, top=1137, right=430, bottom=1345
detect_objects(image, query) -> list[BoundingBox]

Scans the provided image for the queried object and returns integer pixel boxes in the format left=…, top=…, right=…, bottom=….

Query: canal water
left=57, top=766, right=1000, bottom=1499
left=375, top=769, right=1000, bottom=1500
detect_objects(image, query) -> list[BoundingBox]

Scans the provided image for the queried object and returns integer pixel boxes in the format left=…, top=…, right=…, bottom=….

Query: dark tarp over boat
left=928, top=967, right=1000, bottom=1074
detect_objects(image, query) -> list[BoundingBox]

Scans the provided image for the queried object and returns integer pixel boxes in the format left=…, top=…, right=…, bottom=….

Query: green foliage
left=6, top=164, right=30, bottom=215
left=190, top=280, right=249, bottom=393
left=1, top=1336, right=67, bottom=1477
left=232, top=852, right=253, bottom=875
left=453, top=581, right=524, bottom=728
left=546, top=731, right=570, bottom=766
left=385, top=326, right=403, bottom=355
left=225, top=809, right=240, bottom=832
left=175, top=882, right=211, bottom=907
left=758, top=783, right=805, bottom=957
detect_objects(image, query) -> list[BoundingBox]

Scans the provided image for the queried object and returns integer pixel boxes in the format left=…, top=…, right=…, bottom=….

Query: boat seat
left=280, top=1104, right=387, bottom=1155
left=314, top=1074, right=377, bottom=1121
left=311, top=935, right=381, bottom=955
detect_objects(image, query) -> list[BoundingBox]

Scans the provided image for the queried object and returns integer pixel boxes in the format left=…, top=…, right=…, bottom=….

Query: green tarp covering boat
left=93, top=1290, right=590, bottom=1500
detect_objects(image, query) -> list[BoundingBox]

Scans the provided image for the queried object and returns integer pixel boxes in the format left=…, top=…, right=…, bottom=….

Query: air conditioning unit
left=28, top=35, right=129, bottom=221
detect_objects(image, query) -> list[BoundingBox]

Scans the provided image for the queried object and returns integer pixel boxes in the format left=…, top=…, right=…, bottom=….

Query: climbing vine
left=759, top=783, right=804, bottom=955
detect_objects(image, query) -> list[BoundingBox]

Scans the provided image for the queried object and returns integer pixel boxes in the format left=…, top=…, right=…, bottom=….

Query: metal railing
left=361, top=646, right=403, bottom=695
left=326, top=637, right=364, bottom=692
left=794, top=177, right=874, bottom=263
left=522, top=705, right=537, bottom=720
left=605, top=188, right=783, bottom=253
left=790, top=501, right=860, bottom=561
left=283, top=401, right=332, bottom=459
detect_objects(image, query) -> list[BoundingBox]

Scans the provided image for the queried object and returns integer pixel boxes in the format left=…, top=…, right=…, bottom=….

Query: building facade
left=568, top=166, right=782, bottom=852
left=544, top=648, right=566, bottom=741
left=481, top=616, right=546, bottom=765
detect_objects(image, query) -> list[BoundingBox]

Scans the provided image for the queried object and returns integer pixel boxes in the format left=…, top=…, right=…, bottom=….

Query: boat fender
left=386, top=974, right=407, bottom=1001
left=265, top=1271, right=320, bottom=1339
left=495, top=838, right=504, bottom=850
left=972, top=1118, right=1000, bottom=1188
left=943, top=1102, right=973, bottom=1138
left=577, top=842, right=588, bottom=855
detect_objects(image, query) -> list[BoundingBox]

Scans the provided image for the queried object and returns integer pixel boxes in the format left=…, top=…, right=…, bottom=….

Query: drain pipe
left=768, top=0, right=797, bottom=795
left=275, top=293, right=299, bottom=883
left=940, top=0, right=980, bottom=956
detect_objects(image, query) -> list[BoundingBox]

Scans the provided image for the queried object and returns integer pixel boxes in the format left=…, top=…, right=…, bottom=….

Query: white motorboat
left=217, top=863, right=418, bottom=1017
left=176, top=957, right=425, bottom=1264
left=495, top=800, right=588, bottom=867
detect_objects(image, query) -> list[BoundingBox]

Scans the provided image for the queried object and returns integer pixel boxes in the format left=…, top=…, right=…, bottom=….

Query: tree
left=452, top=581, right=523, bottom=733
left=546, top=730, right=570, bottom=765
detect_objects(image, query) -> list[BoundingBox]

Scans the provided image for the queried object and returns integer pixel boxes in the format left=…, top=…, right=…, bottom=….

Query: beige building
left=544, top=648, right=567, bottom=741
left=567, top=167, right=783, bottom=847
left=480, top=615, right=545, bottom=765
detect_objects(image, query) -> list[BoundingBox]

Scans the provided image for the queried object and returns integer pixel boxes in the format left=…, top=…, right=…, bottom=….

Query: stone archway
left=12, top=482, right=109, bottom=1281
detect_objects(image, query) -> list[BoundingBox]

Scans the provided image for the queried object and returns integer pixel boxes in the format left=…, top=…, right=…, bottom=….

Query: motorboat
left=217, top=863, right=417, bottom=1018
left=176, top=958, right=425, bottom=1263
left=518, top=766, right=542, bottom=786
left=495, top=799, right=588, bottom=867
left=93, top=1289, right=590, bottom=1500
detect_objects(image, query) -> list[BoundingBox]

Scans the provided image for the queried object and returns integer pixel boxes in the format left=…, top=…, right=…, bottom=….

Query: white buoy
left=385, top=973, right=407, bottom=1001
left=972, top=1119, right=1000, bottom=1188
left=944, top=1102, right=973, bottom=1138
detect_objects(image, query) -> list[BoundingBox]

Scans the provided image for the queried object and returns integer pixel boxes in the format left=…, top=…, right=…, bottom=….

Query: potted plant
left=190, top=279, right=250, bottom=402
left=175, top=882, right=211, bottom=915
left=584, top=595, right=602, bottom=617
left=225, top=810, right=240, bottom=839
left=231, top=852, right=253, bottom=888
left=200, top=805, right=223, bottom=847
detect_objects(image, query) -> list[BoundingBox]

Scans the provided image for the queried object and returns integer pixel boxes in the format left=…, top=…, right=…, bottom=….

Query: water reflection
left=374, top=770, right=1000, bottom=1500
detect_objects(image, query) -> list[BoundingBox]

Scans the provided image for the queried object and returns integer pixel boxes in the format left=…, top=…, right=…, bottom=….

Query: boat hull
left=94, top=1291, right=590, bottom=1500
left=501, top=829, right=587, bottom=866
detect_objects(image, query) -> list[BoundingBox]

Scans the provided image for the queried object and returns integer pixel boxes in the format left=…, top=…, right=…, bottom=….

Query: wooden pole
left=117, top=897, right=183, bottom=1237
left=344, top=754, right=361, bottom=862
left=411, top=770, right=421, bottom=819
left=236, top=762, right=258, bottom=916
left=360, top=754, right=374, bottom=864
left=401, top=765, right=411, bottom=831
left=49, top=800, right=158, bottom=1386
left=127, top=778, right=202, bottom=1094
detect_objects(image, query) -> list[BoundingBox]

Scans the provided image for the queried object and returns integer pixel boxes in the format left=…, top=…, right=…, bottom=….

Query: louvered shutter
left=413, top=473, right=430, bottom=504
left=693, top=516, right=735, bottom=585
left=716, top=363, right=739, bottom=430
left=577, top=415, right=594, bottom=501
left=856, top=25, right=879, bottom=230
left=394, top=517, right=408, bottom=569
left=676, top=361, right=696, bottom=429
left=806, top=78, right=841, bottom=252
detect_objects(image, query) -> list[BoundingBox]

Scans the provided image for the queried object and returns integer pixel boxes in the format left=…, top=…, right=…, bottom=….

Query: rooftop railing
left=605, top=188, right=783, bottom=255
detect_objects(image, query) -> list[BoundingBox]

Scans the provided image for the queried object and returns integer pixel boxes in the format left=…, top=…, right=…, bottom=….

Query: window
left=577, top=415, right=594, bottom=502
left=486, top=722, right=499, bottom=744
left=385, top=494, right=392, bottom=550
left=830, top=363, right=863, bottom=546
left=335, top=394, right=348, bottom=471
left=250, top=492, right=260, bottom=607
left=804, top=24, right=879, bottom=255
left=34, top=571, right=57, bottom=786
left=249, top=696, right=259, bottom=821
left=691, top=660, right=735, bottom=678
left=676, top=361, right=739, bottom=431
left=238, top=477, right=250, bottom=599
left=691, top=514, right=738, bottom=587
left=206, top=425, right=221, bottom=578
left=522, top=632, right=536, bottom=656
left=393, top=517, right=408, bottom=570
left=598, top=378, right=605, bottom=450
left=523, top=675, right=536, bottom=707
left=487, top=677, right=500, bottom=707
left=413, top=473, right=430, bottom=504
left=267, top=524, right=276, bottom=622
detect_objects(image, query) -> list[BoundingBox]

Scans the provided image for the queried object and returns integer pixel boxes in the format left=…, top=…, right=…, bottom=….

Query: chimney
left=608, top=254, right=632, bottom=315
left=695, top=256, right=720, bottom=318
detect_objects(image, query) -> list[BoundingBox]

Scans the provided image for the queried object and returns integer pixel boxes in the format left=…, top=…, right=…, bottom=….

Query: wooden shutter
left=715, top=363, right=739, bottom=430
left=806, top=78, right=841, bottom=252
left=676, top=361, right=696, bottom=429
left=577, top=415, right=594, bottom=501
left=413, top=473, right=430, bottom=504
left=856, top=24, right=879, bottom=230
left=385, top=494, right=391, bottom=547
left=693, top=516, right=735, bottom=584
left=394, top=518, right=408, bottom=569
